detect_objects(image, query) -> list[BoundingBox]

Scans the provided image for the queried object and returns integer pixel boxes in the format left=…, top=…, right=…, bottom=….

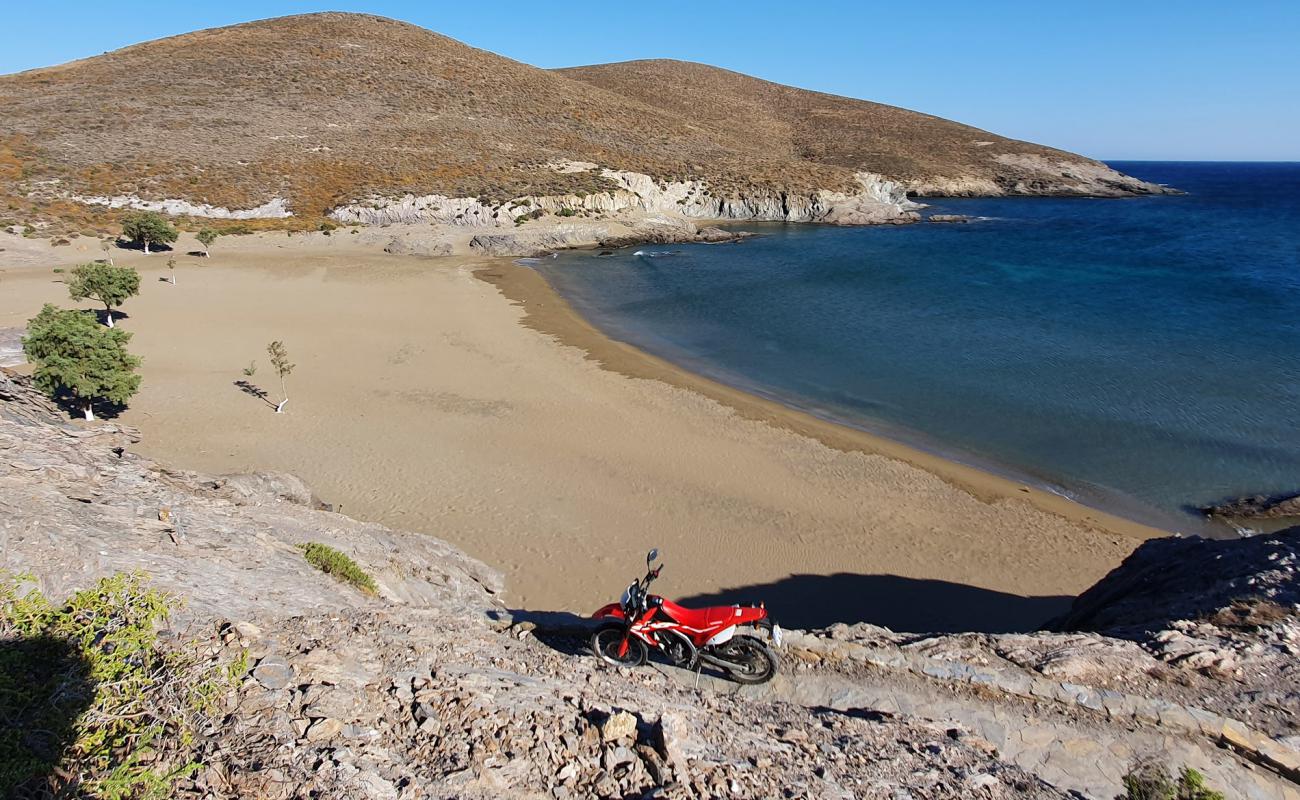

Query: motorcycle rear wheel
left=591, top=624, right=648, bottom=667
left=714, top=634, right=777, bottom=684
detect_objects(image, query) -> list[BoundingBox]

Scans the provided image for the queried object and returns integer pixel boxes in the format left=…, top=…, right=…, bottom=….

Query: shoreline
left=477, top=259, right=1165, bottom=544
left=0, top=233, right=1158, bottom=631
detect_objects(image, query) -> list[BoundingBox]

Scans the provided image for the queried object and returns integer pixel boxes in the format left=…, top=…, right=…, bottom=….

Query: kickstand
left=693, top=660, right=703, bottom=689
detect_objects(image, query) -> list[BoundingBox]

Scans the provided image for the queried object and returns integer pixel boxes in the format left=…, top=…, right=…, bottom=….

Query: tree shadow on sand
left=0, top=635, right=96, bottom=798
left=113, top=238, right=172, bottom=254
left=43, top=388, right=129, bottom=421
left=233, top=380, right=276, bottom=409
left=677, top=573, right=1071, bottom=634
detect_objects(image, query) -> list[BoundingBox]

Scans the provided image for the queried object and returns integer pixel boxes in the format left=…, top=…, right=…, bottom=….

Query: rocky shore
left=3, top=369, right=1298, bottom=799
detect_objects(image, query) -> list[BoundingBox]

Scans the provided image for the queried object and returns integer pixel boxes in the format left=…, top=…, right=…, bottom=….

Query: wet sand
left=0, top=233, right=1159, bottom=632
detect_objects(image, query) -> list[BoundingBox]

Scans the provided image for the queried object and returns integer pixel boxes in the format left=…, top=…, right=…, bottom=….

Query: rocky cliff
left=2, top=371, right=1296, bottom=799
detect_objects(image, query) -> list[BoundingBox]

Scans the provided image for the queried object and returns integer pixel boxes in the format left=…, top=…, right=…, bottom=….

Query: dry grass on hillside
left=0, top=12, right=1155, bottom=231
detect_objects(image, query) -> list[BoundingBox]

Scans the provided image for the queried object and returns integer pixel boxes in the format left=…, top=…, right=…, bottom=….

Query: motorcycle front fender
left=591, top=603, right=626, bottom=621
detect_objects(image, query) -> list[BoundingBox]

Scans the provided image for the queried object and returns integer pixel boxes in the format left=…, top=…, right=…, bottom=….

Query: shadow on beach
left=678, top=573, right=1071, bottom=634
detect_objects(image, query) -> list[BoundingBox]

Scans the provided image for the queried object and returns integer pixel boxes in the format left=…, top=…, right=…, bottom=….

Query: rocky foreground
left=1, top=369, right=1298, bottom=799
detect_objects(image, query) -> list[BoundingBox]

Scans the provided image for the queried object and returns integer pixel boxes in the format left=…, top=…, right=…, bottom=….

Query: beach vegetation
left=556, top=207, right=578, bottom=217
left=0, top=571, right=233, bottom=799
left=242, top=360, right=257, bottom=377
left=120, top=211, right=178, bottom=254
left=195, top=227, right=218, bottom=257
left=66, top=261, right=140, bottom=327
left=298, top=543, right=377, bottom=593
left=1120, top=762, right=1223, bottom=800
left=99, top=237, right=115, bottom=265
left=166, top=256, right=177, bottom=285
left=23, top=304, right=141, bottom=420
left=267, top=340, right=294, bottom=413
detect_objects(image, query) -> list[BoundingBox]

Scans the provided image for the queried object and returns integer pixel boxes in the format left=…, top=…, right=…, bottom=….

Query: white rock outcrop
left=73, top=194, right=293, bottom=219
left=329, top=168, right=920, bottom=228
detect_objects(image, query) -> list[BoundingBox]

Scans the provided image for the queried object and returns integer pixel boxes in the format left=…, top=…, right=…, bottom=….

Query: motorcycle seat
left=658, top=598, right=752, bottom=630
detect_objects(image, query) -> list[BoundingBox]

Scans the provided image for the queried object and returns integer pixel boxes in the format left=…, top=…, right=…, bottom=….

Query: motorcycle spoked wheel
left=590, top=624, right=648, bottom=667
left=710, top=634, right=778, bottom=684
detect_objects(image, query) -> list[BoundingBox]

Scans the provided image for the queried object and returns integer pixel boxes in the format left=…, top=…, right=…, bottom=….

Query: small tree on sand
left=23, top=304, right=142, bottom=421
left=167, top=256, right=177, bottom=285
left=196, top=228, right=218, bottom=257
left=120, top=211, right=177, bottom=254
left=99, top=238, right=114, bottom=266
left=67, top=262, right=140, bottom=328
left=267, top=340, right=294, bottom=413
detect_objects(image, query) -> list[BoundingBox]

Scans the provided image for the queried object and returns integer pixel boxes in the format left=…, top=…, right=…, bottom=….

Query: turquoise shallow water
left=535, top=163, right=1300, bottom=531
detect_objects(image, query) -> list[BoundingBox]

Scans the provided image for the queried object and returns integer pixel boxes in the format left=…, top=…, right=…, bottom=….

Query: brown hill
left=0, top=12, right=1165, bottom=228
left=558, top=59, right=1150, bottom=196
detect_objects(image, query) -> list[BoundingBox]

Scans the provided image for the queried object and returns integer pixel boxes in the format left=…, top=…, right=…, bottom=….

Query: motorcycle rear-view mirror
left=647, top=548, right=659, bottom=567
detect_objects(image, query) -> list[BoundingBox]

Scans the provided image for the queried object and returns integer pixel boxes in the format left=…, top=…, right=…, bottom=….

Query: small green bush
left=514, top=208, right=546, bottom=226
left=1, top=572, right=232, bottom=798
left=299, top=543, right=377, bottom=594
left=1120, top=762, right=1224, bottom=800
left=555, top=207, right=577, bottom=217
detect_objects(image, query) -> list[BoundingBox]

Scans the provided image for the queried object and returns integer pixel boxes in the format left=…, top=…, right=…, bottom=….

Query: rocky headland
left=3, top=368, right=1298, bottom=799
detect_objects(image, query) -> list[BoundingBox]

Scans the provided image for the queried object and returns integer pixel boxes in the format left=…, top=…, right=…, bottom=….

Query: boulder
left=383, top=236, right=453, bottom=258
left=1201, top=492, right=1300, bottom=520
left=252, top=654, right=294, bottom=690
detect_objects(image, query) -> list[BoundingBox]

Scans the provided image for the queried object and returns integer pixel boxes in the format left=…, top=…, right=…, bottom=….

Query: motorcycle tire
left=591, top=624, right=648, bottom=667
left=715, top=634, right=778, bottom=684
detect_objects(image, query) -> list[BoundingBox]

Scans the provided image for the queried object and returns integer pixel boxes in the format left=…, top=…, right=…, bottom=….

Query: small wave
left=633, top=250, right=682, bottom=258
left=514, top=257, right=542, bottom=266
left=1042, top=484, right=1079, bottom=501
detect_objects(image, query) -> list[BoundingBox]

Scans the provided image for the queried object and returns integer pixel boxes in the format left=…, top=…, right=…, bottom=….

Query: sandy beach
left=0, top=231, right=1158, bottom=632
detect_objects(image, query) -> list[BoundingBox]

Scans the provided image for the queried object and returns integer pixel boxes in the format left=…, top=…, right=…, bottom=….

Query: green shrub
left=0, top=572, right=233, bottom=799
left=1120, top=762, right=1224, bottom=800
left=556, top=207, right=577, bottom=217
left=299, top=543, right=378, bottom=594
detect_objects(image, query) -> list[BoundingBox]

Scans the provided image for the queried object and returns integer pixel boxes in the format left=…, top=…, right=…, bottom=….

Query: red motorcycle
left=590, top=549, right=781, bottom=684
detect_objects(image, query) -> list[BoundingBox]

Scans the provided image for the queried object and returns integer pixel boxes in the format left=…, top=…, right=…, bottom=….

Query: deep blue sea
left=535, top=163, right=1300, bottom=531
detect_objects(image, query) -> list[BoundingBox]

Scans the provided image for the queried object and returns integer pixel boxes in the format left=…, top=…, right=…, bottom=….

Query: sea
left=534, top=163, right=1300, bottom=533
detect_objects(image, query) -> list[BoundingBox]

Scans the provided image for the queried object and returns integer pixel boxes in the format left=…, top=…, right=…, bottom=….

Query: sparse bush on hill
left=1120, top=762, right=1224, bottom=800
left=120, top=211, right=178, bottom=254
left=0, top=572, right=235, bottom=799
left=299, top=543, right=378, bottom=593
left=23, top=303, right=141, bottom=420
left=514, top=208, right=545, bottom=226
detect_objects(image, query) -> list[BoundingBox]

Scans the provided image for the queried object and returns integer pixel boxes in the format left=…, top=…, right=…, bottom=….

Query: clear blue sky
left=2, top=1, right=1297, bottom=161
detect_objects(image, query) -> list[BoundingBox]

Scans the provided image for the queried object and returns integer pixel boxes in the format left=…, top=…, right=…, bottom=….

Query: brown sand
left=0, top=233, right=1161, bottom=632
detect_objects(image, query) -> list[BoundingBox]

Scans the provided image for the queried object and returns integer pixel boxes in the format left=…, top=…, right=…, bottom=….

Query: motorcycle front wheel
left=591, top=624, right=648, bottom=667
left=714, top=634, right=777, bottom=684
